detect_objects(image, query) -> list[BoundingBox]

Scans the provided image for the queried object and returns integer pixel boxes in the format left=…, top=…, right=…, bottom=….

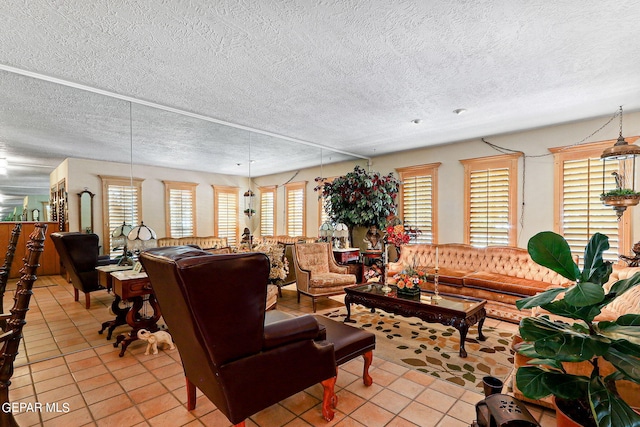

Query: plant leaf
left=516, top=366, right=587, bottom=400
left=563, top=282, right=605, bottom=307
left=527, top=231, right=580, bottom=281
left=540, top=299, right=602, bottom=323
left=608, top=271, right=640, bottom=299
left=516, top=287, right=566, bottom=310
left=581, top=233, right=610, bottom=283
left=589, top=374, right=640, bottom=427
left=519, top=316, right=610, bottom=361
left=601, top=345, right=640, bottom=383
left=597, top=318, right=640, bottom=346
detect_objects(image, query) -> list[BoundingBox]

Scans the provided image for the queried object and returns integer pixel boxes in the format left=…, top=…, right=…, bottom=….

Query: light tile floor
left=6, top=276, right=556, bottom=426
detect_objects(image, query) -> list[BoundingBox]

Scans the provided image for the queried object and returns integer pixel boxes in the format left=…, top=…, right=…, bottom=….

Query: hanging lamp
left=600, top=106, right=640, bottom=219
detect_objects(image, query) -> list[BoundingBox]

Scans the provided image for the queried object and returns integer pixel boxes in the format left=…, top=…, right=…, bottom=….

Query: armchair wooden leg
left=297, top=291, right=301, bottom=303
left=74, top=288, right=79, bottom=302
left=321, top=376, right=336, bottom=421
left=362, top=350, right=373, bottom=386
left=85, top=293, right=91, bottom=309
left=312, top=298, right=317, bottom=313
left=186, top=377, right=197, bottom=411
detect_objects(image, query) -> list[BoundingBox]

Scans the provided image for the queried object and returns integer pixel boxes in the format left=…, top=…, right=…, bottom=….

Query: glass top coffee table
left=344, top=284, right=487, bottom=358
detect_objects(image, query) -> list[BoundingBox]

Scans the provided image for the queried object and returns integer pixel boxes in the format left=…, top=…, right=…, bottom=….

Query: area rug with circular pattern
left=322, top=305, right=515, bottom=393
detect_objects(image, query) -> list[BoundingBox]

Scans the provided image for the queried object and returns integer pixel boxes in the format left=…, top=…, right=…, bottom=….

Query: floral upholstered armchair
left=293, top=242, right=357, bottom=312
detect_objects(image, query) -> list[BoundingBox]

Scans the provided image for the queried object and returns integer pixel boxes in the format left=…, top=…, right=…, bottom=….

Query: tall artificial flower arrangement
left=314, top=165, right=400, bottom=229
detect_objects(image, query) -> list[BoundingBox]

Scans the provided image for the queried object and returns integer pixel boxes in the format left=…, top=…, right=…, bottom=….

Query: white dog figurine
left=137, top=329, right=175, bottom=355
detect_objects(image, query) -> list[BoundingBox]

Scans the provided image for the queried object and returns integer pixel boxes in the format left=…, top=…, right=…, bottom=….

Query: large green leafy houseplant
left=516, top=231, right=640, bottom=427
left=314, top=165, right=399, bottom=229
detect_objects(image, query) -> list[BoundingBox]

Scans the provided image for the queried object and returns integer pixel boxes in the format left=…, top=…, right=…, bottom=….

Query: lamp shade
left=319, top=221, right=334, bottom=237
left=334, top=223, right=349, bottom=238
left=111, top=222, right=133, bottom=248
left=127, top=222, right=157, bottom=251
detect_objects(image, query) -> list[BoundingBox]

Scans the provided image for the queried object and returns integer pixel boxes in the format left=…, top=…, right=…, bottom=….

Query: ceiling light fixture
left=244, top=134, right=255, bottom=218
left=600, top=105, right=640, bottom=219
left=453, top=108, right=467, bottom=115
left=411, top=119, right=422, bottom=124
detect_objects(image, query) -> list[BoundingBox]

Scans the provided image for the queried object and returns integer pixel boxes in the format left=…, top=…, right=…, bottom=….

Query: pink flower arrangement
left=385, top=225, right=410, bottom=247
left=393, top=267, right=428, bottom=290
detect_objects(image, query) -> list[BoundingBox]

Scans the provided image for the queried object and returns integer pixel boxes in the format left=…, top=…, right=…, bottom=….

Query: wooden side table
left=333, top=248, right=360, bottom=264
left=110, top=270, right=162, bottom=357
left=96, top=265, right=134, bottom=339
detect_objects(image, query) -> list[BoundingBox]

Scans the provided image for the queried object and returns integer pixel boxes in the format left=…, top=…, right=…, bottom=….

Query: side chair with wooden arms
left=293, top=242, right=358, bottom=312
left=140, top=246, right=339, bottom=426
left=0, top=223, right=47, bottom=427
left=0, top=223, right=21, bottom=317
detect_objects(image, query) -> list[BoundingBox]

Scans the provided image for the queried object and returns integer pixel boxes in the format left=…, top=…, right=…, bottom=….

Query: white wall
left=53, top=111, right=640, bottom=252
left=258, top=111, right=640, bottom=248
left=53, top=158, right=248, bottom=251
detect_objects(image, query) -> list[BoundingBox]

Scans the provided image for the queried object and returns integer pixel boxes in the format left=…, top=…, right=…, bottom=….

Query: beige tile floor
left=5, top=276, right=556, bottom=426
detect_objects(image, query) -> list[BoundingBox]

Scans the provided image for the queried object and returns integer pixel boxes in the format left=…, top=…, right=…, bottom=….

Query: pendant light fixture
left=600, top=106, right=640, bottom=219
left=244, top=134, right=255, bottom=218
left=124, top=102, right=157, bottom=252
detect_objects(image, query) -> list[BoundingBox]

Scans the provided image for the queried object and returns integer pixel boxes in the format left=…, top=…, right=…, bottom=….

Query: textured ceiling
left=1, top=0, right=640, bottom=213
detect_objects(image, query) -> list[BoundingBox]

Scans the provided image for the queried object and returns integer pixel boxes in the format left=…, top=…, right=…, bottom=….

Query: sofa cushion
left=464, top=271, right=551, bottom=297
left=311, top=272, right=357, bottom=288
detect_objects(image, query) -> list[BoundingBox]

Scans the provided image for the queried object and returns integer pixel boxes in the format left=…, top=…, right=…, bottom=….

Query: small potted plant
left=515, top=231, right=640, bottom=427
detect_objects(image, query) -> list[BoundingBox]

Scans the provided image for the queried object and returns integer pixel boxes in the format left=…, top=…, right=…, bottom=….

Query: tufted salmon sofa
left=157, top=236, right=228, bottom=250
left=387, top=244, right=572, bottom=323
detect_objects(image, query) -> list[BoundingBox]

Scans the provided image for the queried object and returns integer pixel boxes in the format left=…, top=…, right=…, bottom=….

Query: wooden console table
left=109, top=270, right=162, bottom=357
left=344, top=284, right=487, bottom=358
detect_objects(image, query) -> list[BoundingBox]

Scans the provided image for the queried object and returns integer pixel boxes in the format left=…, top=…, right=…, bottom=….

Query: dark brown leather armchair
left=50, top=232, right=108, bottom=308
left=140, top=246, right=338, bottom=426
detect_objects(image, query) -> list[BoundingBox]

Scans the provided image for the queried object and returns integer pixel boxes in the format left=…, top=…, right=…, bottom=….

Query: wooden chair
left=293, top=242, right=358, bottom=312
left=140, top=246, right=339, bottom=425
left=0, top=223, right=47, bottom=426
left=0, top=223, right=21, bottom=317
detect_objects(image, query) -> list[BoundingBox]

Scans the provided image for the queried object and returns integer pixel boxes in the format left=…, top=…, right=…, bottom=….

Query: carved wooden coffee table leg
left=458, top=324, right=469, bottom=358
left=344, top=294, right=355, bottom=323
left=477, top=314, right=487, bottom=341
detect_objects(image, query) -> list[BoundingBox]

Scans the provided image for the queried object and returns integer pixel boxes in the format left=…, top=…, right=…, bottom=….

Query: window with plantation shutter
left=164, top=181, right=197, bottom=238
left=285, top=182, right=306, bottom=236
left=260, top=186, right=276, bottom=236
left=213, top=186, right=239, bottom=246
left=461, top=154, right=520, bottom=247
left=397, top=164, right=440, bottom=244
left=551, top=139, right=635, bottom=263
left=100, top=176, right=143, bottom=256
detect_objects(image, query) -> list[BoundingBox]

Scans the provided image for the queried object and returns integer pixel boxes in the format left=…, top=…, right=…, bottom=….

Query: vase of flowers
left=385, top=225, right=410, bottom=259
left=254, top=243, right=289, bottom=284
left=393, top=266, right=425, bottom=297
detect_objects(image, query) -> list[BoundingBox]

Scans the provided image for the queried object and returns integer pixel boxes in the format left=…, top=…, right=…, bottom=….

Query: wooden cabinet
left=0, top=222, right=61, bottom=278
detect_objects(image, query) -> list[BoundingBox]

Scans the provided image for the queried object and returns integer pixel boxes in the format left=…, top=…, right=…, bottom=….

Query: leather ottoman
left=264, top=311, right=376, bottom=386
left=312, top=314, right=375, bottom=386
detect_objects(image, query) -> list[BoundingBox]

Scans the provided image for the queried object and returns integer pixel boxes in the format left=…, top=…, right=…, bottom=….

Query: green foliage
left=516, top=231, right=640, bottom=427
left=601, top=188, right=640, bottom=197
left=314, top=165, right=400, bottom=229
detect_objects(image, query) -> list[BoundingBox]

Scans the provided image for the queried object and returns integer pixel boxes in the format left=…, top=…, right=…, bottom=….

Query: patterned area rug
left=322, top=305, right=515, bottom=393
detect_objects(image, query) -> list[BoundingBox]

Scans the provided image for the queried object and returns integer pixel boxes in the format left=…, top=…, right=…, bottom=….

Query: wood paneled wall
left=0, top=222, right=61, bottom=278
